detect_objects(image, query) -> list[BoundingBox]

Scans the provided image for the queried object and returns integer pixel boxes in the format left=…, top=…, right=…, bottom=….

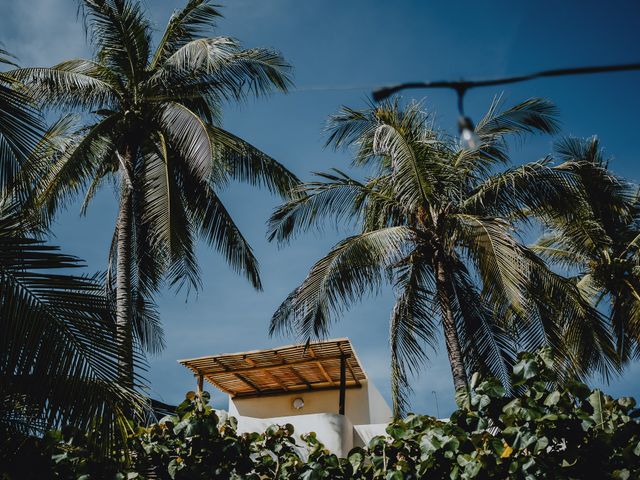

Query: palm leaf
left=271, top=227, right=415, bottom=339
left=0, top=201, right=147, bottom=444
left=151, top=0, right=222, bottom=68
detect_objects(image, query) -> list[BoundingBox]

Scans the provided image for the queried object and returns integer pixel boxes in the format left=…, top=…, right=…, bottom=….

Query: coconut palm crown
left=11, top=0, right=299, bottom=385
left=533, top=136, right=640, bottom=363
left=268, top=98, right=617, bottom=416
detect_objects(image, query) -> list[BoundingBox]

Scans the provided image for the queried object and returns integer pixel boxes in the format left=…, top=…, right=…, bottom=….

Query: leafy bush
left=6, top=350, right=640, bottom=479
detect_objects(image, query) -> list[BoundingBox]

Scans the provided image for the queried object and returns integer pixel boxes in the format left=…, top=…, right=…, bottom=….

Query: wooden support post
left=197, top=373, right=204, bottom=395
left=338, top=354, right=346, bottom=415
left=196, top=373, right=204, bottom=411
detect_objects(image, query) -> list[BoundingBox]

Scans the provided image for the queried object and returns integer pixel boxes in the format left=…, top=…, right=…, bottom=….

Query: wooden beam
left=316, top=361, right=334, bottom=385
left=308, top=346, right=334, bottom=385
left=211, top=353, right=351, bottom=376
left=203, top=374, right=236, bottom=395
left=274, top=351, right=314, bottom=389
left=188, top=353, right=352, bottom=377
left=213, top=358, right=261, bottom=393
left=288, top=365, right=313, bottom=389
left=263, top=369, right=288, bottom=391
left=232, top=382, right=361, bottom=399
left=235, top=373, right=262, bottom=393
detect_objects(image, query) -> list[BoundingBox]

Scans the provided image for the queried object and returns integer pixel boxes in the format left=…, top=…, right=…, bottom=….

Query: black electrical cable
left=372, top=62, right=640, bottom=107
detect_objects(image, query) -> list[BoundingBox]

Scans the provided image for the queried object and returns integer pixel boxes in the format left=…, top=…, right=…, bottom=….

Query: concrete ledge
left=353, top=423, right=388, bottom=447
left=235, top=412, right=354, bottom=457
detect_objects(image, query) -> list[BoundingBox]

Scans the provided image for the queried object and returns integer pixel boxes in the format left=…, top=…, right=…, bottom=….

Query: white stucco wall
left=228, top=380, right=392, bottom=427
left=366, top=381, right=393, bottom=424
left=220, top=378, right=393, bottom=457
left=353, top=423, right=388, bottom=447
left=235, top=412, right=354, bottom=457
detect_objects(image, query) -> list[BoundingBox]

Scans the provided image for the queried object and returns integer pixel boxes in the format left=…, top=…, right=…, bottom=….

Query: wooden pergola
left=179, top=338, right=367, bottom=414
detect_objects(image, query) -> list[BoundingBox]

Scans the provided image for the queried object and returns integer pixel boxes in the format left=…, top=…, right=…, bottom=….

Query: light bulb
left=292, top=397, right=304, bottom=410
left=458, top=116, right=480, bottom=149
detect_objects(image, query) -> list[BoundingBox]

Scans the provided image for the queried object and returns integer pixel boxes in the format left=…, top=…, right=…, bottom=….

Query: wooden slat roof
left=179, top=338, right=367, bottom=398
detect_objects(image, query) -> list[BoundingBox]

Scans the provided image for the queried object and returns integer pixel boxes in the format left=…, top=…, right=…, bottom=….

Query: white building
left=179, top=338, right=391, bottom=456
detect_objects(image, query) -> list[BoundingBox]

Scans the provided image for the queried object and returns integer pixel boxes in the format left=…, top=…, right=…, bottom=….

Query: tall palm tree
left=11, top=0, right=299, bottom=385
left=268, top=98, right=616, bottom=416
left=0, top=198, right=144, bottom=452
left=533, top=136, right=640, bottom=364
left=1, top=45, right=141, bottom=445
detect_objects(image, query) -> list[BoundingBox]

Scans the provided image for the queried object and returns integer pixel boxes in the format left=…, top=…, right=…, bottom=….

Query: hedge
left=4, top=350, right=640, bottom=479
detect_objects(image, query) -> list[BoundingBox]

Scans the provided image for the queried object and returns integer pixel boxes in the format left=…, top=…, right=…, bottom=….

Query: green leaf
left=543, top=391, right=560, bottom=407
left=588, top=390, right=605, bottom=429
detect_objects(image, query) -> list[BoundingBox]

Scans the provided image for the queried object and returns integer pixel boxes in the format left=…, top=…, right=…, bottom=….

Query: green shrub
left=6, top=350, right=640, bottom=479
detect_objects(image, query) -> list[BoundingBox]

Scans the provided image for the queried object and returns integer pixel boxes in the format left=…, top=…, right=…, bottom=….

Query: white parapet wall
left=236, top=412, right=355, bottom=457
left=228, top=379, right=392, bottom=456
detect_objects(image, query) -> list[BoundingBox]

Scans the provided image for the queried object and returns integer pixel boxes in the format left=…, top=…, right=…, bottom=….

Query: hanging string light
left=453, top=85, right=479, bottom=149
left=371, top=62, right=640, bottom=147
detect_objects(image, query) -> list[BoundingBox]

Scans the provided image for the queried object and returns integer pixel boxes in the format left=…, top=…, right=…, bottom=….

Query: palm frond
left=554, top=136, right=637, bottom=231
left=389, top=258, right=437, bottom=417
left=0, top=50, right=45, bottom=189
left=130, top=287, right=165, bottom=355
left=0, top=201, right=147, bottom=443
left=531, top=233, right=590, bottom=270
left=267, top=170, right=384, bottom=244
left=160, top=102, right=213, bottom=182
left=523, top=252, right=619, bottom=381
left=454, top=213, right=529, bottom=312
left=461, top=158, right=581, bottom=223
left=449, top=261, right=514, bottom=388
left=207, top=124, right=300, bottom=199
left=150, top=36, right=291, bottom=101
left=151, top=0, right=222, bottom=68
left=10, top=63, right=120, bottom=111
left=23, top=114, right=119, bottom=222
left=372, top=122, right=435, bottom=209
left=455, top=97, right=559, bottom=177
left=181, top=173, right=262, bottom=290
left=81, top=0, right=151, bottom=83
left=270, top=227, right=415, bottom=339
left=141, top=135, right=201, bottom=293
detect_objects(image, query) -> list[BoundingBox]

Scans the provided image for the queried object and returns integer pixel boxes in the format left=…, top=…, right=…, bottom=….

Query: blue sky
left=3, top=0, right=640, bottom=416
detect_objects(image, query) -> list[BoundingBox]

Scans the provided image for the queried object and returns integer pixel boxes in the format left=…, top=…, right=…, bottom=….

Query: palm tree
left=0, top=198, right=144, bottom=452
left=533, top=136, right=640, bottom=364
left=1, top=50, right=140, bottom=450
left=268, top=98, right=616, bottom=416
left=11, top=0, right=299, bottom=385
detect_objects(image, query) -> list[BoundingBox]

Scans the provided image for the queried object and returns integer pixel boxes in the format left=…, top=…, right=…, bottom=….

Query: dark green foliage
left=15, top=351, right=639, bottom=479
left=0, top=201, right=145, bottom=459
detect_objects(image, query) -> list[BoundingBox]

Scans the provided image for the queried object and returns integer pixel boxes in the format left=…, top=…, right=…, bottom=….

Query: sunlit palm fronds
left=270, top=98, right=619, bottom=416
left=533, top=136, right=640, bottom=364
left=9, top=0, right=298, bottom=383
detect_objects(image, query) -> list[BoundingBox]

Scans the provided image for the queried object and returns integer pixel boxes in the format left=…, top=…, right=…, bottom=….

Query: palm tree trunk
left=434, top=255, right=468, bottom=395
left=116, top=160, right=133, bottom=387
